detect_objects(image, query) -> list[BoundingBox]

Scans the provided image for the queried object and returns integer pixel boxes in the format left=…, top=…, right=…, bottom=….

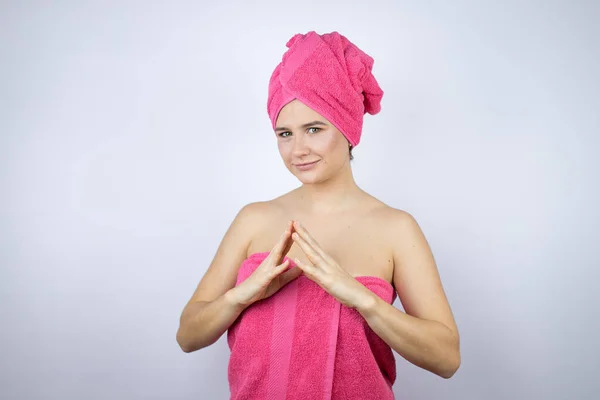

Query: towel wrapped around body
left=227, top=252, right=397, bottom=400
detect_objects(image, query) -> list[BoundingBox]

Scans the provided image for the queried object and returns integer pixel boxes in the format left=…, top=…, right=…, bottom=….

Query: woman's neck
left=294, top=167, right=363, bottom=215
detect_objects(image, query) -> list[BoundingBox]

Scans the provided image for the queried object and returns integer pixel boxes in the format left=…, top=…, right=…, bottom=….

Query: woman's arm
left=289, top=216, right=460, bottom=378
left=176, top=203, right=259, bottom=353
left=356, top=210, right=460, bottom=378
left=177, top=292, right=246, bottom=352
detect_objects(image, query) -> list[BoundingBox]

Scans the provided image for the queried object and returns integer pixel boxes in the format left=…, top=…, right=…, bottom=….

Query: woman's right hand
left=229, top=220, right=302, bottom=308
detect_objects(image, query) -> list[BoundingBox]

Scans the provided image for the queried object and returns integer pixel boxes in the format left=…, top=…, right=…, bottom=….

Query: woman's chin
left=294, top=172, right=325, bottom=185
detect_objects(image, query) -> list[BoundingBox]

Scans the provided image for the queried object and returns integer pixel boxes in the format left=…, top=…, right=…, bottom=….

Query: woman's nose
left=291, top=134, right=310, bottom=156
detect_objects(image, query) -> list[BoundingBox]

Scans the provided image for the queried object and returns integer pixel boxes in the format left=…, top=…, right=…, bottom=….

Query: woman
left=177, top=31, right=460, bottom=399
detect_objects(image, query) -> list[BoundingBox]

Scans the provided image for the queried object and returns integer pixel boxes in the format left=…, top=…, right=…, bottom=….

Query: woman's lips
left=294, top=160, right=320, bottom=171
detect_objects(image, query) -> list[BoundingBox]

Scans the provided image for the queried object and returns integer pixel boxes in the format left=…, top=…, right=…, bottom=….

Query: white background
left=1, top=0, right=598, bottom=399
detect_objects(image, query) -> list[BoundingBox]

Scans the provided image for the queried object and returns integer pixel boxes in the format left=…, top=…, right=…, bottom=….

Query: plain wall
left=1, top=0, right=598, bottom=399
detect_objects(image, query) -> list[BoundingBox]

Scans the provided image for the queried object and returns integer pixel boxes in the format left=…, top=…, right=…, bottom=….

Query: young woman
left=177, top=31, right=460, bottom=399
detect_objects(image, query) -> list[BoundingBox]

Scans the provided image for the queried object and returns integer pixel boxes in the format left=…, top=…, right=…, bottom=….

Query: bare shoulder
left=238, top=197, right=287, bottom=225
left=370, top=204, right=431, bottom=265
left=359, top=196, right=431, bottom=268
left=359, top=194, right=418, bottom=234
left=379, top=206, right=421, bottom=236
left=236, top=196, right=289, bottom=225
left=235, top=200, right=277, bottom=225
left=183, top=200, right=280, bottom=304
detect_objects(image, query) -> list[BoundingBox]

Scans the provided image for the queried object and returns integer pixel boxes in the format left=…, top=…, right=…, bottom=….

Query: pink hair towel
left=267, top=31, right=384, bottom=147
left=227, top=252, right=396, bottom=399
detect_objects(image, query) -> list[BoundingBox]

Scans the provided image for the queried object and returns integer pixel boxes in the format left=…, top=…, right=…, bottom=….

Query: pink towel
left=267, top=31, right=384, bottom=147
left=227, top=252, right=396, bottom=400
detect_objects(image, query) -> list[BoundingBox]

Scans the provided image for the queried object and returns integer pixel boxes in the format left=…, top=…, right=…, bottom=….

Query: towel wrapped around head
left=267, top=31, right=384, bottom=147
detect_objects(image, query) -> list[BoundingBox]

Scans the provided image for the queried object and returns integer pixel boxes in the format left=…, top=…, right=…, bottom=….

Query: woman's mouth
left=294, top=160, right=320, bottom=171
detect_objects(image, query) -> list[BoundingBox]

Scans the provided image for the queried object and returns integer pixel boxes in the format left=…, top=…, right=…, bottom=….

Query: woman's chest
left=248, top=215, right=395, bottom=283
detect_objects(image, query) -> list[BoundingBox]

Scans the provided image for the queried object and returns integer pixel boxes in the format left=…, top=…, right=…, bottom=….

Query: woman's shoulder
left=237, top=189, right=299, bottom=216
left=233, top=197, right=288, bottom=228
left=359, top=193, right=418, bottom=233
left=235, top=200, right=283, bottom=222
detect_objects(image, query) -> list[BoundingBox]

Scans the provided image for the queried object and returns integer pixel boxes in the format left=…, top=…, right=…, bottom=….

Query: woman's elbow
left=176, top=330, right=194, bottom=353
left=176, top=326, right=203, bottom=353
left=177, top=340, right=196, bottom=354
left=438, top=351, right=461, bottom=379
left=176, top=324, right=216, bottom=353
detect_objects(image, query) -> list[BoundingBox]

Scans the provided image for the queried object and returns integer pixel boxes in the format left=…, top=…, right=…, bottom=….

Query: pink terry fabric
left=227, top=252, right=397, bottom=400
left=267, top=31, right=384, bottom=147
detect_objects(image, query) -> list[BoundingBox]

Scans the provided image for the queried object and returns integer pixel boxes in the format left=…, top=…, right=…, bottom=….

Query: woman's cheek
left=277, top=140, right=291, bottom=162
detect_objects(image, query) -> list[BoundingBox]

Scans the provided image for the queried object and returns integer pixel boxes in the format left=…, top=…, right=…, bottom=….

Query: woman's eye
left=279, top=131, right=291, bottom=137
left=308, top=127, right=320, bottom=134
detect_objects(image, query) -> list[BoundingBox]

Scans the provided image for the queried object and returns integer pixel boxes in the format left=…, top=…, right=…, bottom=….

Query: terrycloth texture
left=267, top=31, right=384, bottom=147
left=227, top=252, right=397, bottom=400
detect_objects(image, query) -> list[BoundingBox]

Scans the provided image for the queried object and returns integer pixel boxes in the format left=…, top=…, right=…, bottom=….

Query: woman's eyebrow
left=275, top=121, right=327, bottom=132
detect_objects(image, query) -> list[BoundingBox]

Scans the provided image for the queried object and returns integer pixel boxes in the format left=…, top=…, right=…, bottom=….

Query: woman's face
left=275, top=100, right=350, bottom=184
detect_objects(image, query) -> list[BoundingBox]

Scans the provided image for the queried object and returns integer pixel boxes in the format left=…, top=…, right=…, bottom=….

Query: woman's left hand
left=291, top=221, right=375, bottom=309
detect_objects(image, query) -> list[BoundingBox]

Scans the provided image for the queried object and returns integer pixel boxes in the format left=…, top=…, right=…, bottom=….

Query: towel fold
left=227, top=252, right=396, bottom=400
left=267, top=31, right=384, bottom=147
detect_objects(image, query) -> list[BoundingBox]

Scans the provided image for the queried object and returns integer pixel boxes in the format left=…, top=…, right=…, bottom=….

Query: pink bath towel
left=227, top=252, right=396, bottom=400
left=267, top=31, right=384, bottom=147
